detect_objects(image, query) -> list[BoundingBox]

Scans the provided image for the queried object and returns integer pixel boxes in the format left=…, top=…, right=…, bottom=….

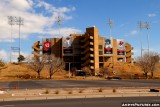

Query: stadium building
left=32, top=27, right=133, bottom=75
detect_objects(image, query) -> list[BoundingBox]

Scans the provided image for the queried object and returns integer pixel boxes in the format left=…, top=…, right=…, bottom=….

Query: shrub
left=68, top=91, right=72, bottom=94
left=55, top=90, right=59, bottom=94
left=44, top=89, right=49, bottom=94
left=113, top=88, right=116, bottom=93
left=79, top=89, right=83, bottom=93
left=98, top=88, right=103, bottom=92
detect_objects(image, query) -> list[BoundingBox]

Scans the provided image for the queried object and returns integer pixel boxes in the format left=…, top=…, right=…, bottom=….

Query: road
left=0, top=97, right=160, bottom=107
left=0, top=80, right=160, bottom=89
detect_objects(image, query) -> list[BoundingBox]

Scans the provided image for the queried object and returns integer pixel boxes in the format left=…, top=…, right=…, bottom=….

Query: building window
left=99, top=51, right=103, bottom=55
left=99, top=45, right=103, bottom=49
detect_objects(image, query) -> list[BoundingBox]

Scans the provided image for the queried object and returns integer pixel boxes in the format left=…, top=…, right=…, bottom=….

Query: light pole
left=138, top=21, right=150, bottom=57
left=8, top=16, right=15, bottom=63
left=56, top=15, right=63, bottom=61
left=69, top=63, right=71, bottom=79
left=16, top=16, right=24, bottom=62
left=130, top=63, right=132, bottom=79
left=145, top=22, right=150, bottom=56
left=138, top=21, right=143, bottom=57
left=108, top=18, right=113, bottom=38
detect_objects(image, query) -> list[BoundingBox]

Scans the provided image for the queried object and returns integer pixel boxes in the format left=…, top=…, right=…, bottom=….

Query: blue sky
left=0, top=0, right=160, bottom=62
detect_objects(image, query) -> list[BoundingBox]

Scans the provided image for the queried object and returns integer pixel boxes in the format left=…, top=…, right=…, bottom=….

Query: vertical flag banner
left=117, top=39, right=125, bottom=55
left=63, top=36, right=73, bottom=54
left=104, top=37, right=113, bottom=54
left=42, top=38, right=51, bottom=55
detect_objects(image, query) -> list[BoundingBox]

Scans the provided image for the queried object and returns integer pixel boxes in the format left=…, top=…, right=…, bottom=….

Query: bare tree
left=136, top=53, right=150, bottom=78
left=0, top=59, right=5, bottom=67
left=82, top=66, right=92, bottom=76
left=47, top=55, right=64, bottom=79
left=0, top=59, right=7, bottom=72
left=99, top=66, right=111, bottom=77
left=136, top=52, right=159, bottom=78
left=71, top=67, right=77, bottom=76
left=27, top=55, right=47, bottom=79
left=148, top=52, right=159, bottom=78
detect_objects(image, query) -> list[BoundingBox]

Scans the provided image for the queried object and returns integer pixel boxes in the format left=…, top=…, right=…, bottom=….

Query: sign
left=117, top=39, right=125, bottom=55
left=42, top=38, right=51, bottom=55
left=104, top=37, right=113, bottom=54
left=63, top=36, right=73, bottom=54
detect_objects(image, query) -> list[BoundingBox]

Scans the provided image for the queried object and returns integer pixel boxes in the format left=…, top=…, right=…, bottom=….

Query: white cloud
left=130, top=30, right=137, bottom=36
left=148, top=13, right=156, bottom=17
left=35, top=1, right=75, bottom=13
left=49, top=27, right=81, bottom=36
left=10, top=51, right=30, bottom=62
left=0, top=50, right=8, bottom=61
left=0, top=0, right=80, bottom=42
left=38, top=27, right=81, bottom=39
left=0, top=39, right=15, bottom=43
left=0, top=49, right=28, bottom=62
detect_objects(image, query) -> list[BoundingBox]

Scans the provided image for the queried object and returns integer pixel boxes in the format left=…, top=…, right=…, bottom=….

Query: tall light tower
left=138, top=21, right=150, bottom=57
left=16, top=16, right=24, bottom=62
left=8, top=16, right=24, bottom=63
left=56, top=15, right=63, bottom=65
left=8, top=16, right=15, bottom=62
left=138, top=21, right=143, bottom=57
left=145, top=21, right=150, bottom=56
left=56, top=15, right=62, bottom=38
left=107, top=18, right=113, bottom=38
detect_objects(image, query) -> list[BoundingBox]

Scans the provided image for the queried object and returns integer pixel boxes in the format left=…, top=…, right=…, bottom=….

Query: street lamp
left=69, top=63, right=71, bottom=79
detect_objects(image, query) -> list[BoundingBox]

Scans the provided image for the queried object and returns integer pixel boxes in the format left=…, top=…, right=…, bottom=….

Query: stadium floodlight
left=16, top=16, right=24, bottom=60
left=144, top=22, right=150, bottom=56
left=107, top=18, right=113, bottom=38
left=8, top=16, right=16, bottom=62
left=138, top=21, right=150, bottom=57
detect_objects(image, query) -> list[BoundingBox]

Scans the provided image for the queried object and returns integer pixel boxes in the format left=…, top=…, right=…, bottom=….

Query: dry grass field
left=0, top=62, right=160, bottom=81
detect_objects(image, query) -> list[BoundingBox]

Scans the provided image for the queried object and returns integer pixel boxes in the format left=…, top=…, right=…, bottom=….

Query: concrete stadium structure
left=32, top=27, right=133, bottom=75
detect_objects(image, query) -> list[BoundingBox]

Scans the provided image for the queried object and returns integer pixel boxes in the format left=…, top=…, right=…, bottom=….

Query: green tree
left=18, top=55, right=25, bottom=62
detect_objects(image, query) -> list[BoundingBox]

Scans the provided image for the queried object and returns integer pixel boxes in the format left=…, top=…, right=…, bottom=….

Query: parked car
left=76, top=70, right=91, bottom=76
